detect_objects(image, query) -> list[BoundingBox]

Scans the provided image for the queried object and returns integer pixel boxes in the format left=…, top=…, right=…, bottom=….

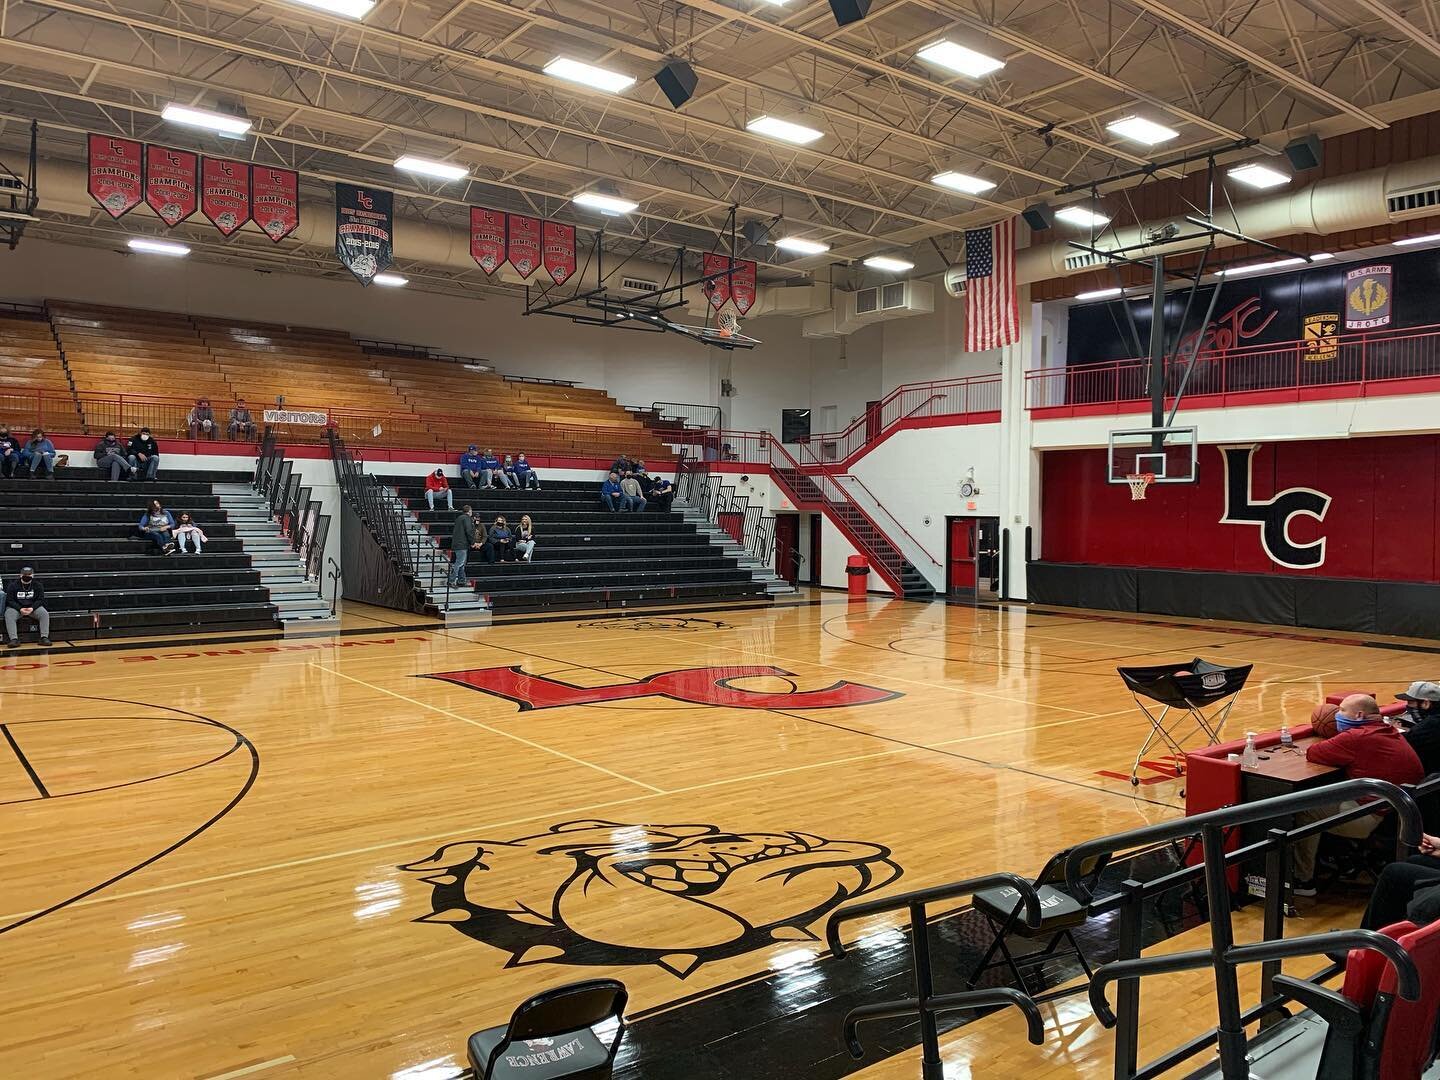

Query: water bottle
left=1279, top=725, right=1293, bottom=750
left=1240, top=732, right=1260, bottom=769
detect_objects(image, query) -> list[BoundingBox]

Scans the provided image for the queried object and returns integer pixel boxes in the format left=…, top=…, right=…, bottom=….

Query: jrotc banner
left=1344, top=264, right=1392, bottom=330
left=730, top=259, right=756, bottom=315
left=143, top=145, right=198, bottom=228
left=251, top=167, right=300, bottom=243
left=702, top=252, right=731, bottom=311
left=542, top=220, right=577, bottom=285
left=335, top=183, right=394, bottom=285
left=470, top=207, right=507, bottom=274
left=87, top=134, right=143, bottom=219
left=1303, top=312, right=1339, bottom=362
left=507, top=214, right=541, bottom=279
left=201, top=158, right=252, bottom=237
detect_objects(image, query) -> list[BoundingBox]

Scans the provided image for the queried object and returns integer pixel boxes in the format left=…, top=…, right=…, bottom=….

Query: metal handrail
left=837, top=475, right=944, bottom=570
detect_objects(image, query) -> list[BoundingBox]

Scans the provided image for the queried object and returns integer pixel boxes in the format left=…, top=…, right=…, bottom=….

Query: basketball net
left=1126, top=473, right=1155, bottom=501
left=716, top=310, right=739, bottom=339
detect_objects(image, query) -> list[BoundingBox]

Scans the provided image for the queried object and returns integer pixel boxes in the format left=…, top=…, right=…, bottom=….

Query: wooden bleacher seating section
left=0, top=302, right=672, bottom=462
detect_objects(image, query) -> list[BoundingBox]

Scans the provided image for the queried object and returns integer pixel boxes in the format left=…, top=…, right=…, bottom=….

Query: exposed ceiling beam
left=1349, top=0, right=1440, bottom=63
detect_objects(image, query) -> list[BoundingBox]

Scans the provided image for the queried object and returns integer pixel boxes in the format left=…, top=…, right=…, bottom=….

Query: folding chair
left=965, top=850, right=1111, bottom=1003
left=467, top=979, right=628, bottom=1080
left=1117, top=658, right=1254, bottom=785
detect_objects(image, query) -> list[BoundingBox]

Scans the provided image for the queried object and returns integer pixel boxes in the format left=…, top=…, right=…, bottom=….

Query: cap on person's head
left=140, top=427, right=150, bottom=434
left=1397, top=681, right=1440, bottom=703
left=19, top=565, right=33, bottom=575
left=468, top=444, right=476, bottom=451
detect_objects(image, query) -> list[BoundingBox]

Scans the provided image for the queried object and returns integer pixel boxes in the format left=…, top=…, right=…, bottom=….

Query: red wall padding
left=1042, top=436, right=1440, bottom=581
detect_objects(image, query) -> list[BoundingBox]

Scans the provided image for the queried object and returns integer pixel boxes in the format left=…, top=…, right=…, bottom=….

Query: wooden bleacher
left=0, top=309, right=82, bottom=432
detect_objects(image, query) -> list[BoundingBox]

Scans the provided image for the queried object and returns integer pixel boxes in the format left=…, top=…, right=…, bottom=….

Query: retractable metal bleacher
left=822, top=776, right=1440, bottom=1080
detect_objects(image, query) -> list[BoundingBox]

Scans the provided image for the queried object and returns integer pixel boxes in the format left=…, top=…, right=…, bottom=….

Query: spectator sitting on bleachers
left=138, top=499, right=177, bottom=555
left=481, top=448, right=511, bottom=489
left=513, top=453, right=540, bottom=490
left=0, top=424, right=21, bottom=478
left=458, top=445, right=484, bottom=488
left=502, top=454, right=519, bottom=488
left=4, top=565, right=51, bottom=648
left=620, top=471, right=647, bottom=513
left=173, top=512, right=208, bottom=555
left=1291, top=694, right=1425, bottom=895
left=187, top=398, right=217, bottom=440
left=600, top=471, right=623, bottom=512
left=635, top=463, right=654, bottom=498
left=228, top=399, right=256, bottom=441
left=24, top=429, right=56, bottom=478
left=515, top=515, right=536, bottom=562
left=484, top=515, right=515, bottom=563
left=1363, top=831, right=1440, bottom=930
left=1397, top=681, right=1440, bottom=776
left=94, top=431, right=129, bottom=482
left=611, top=454, right=636, bottom=476
left=651, top=475, right=674, bottom=512
left=424, top=469, right=454, bottom=512
left=127, top=427, right=161, bottom=481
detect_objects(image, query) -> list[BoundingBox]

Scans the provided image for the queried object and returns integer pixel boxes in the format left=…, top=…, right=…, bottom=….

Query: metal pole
left=1148, top=254, right=1166, bottom=455
left=909, top=902, right=944, bottom=1080
left=1111, top=878, right=1146, bottom=1080
left=1258, top=826, right=1288, bottom=1029
left=1200, top=822, right=1249, bottom=1077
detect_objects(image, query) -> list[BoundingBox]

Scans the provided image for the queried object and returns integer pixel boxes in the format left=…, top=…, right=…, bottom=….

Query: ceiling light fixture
left=127, top=237, right=191, bottom=257
left=542, top=57, right=636, bottom=94
left=160, top=104, right=252, bottom=137
left=285, top=0, right=374, bottom=18
left=1394, top=233, right=1440, bottom=246
left=915, top=40, right=1005, bottom=78
left=1106, top=115, right=1179, bottom=145
left=1075, top=287, right=1123, bottom=301
left=573, top=189, right=639, bottom=215
left=1054, top=205, right=1110, bottom=228
left=863, top=254, right=914, bottom=273
left=1308, top=252, right=1335, bottom=261
left=372, top=273, right=408, bottom=287
left=931, top=171, right=996, bottom=195
left=1227, top=162, right=1290, bottom=189
left=746, top=115, right=824, bottom=145
left=775, top=236, right=831, bottom=255
left=393, top=155, right=469, bottom=182
left=1216, top=257, right=1307, bottom=277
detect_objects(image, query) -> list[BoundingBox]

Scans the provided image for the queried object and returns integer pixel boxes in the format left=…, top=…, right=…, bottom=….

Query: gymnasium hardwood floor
left=3, top=590, right=1431, bottom=1079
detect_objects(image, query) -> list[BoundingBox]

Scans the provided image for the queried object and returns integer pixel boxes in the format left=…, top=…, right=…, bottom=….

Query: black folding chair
left=965, top=850, right=1110, bottom=1003
left=467, top=979, right=628, bottom=1080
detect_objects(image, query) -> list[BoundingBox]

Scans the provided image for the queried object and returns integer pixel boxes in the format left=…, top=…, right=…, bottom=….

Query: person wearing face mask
left=5, top=566, right=51, bottom=647
left=0, top=424, right=20, bottom=479
left=1395, top=681, right=1440, bottom=777
left=127, top=427, right=161, bottom=481
left=1289, top=694, right=1425, bottom=895
left=93, top=431, right=129, bottom=482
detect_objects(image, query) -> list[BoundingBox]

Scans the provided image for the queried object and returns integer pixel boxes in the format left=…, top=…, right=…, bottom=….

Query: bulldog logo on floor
left=421, top=664, right=902, bottom=711
left=401, top=820, right=901, bottom=977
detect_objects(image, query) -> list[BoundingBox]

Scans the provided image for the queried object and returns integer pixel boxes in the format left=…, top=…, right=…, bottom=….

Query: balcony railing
left=1026, top=322, right=1440, bottom=414
left=797, top=374, right=1001, bottom=467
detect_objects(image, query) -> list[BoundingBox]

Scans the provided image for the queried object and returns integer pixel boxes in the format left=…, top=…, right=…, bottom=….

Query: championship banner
left=730, top=258, right=756, bottom=315
left=251, top=167, right=300, bottom=243
left=702, top=252, right=731, bottom=311
left=335, top=183, right=394, bottom=285
left=1303, top=312, right=1339, bottom=363
left=542, top=219, right=577, bottom=285
left=1345, top=264, right=1392, bottom=330
left=470, top=207, right=507, bottom=274
left=143, top=145, right=199, bottom=227
left=507, top=213, right=541, bottom=279
left=87, top=134, right=143, bottom=219
left=201, top=158, right=252, bottom=237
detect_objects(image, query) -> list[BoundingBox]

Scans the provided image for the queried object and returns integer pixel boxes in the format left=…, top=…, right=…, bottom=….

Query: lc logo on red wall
left=422, top=665, right=902, bottom=710
left=1219, top=445, right=1332, bottom=569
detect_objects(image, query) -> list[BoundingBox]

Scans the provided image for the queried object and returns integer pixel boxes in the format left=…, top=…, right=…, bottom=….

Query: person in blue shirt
left=650, top=475, right=674, bottom=512
left=23, top=429, right=56, bottom=478
left=600, top=471, right=623, bottom=512
left=458, top=445, right=484, bottom=488
left=137, top=498, right=177, bottom=555
left=513, top=453, right=541, bottom=490
left=481, top=448, right=512, bottom=489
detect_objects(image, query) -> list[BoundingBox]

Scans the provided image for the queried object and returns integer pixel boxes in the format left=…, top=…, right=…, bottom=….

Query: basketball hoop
left=716, top=310, right=739, bottom=339
left=1126, top=473, right=1155, bottom=501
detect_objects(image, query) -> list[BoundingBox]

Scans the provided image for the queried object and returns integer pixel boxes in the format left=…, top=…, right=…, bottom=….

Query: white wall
left=881, top=295, right=1004, bottom=388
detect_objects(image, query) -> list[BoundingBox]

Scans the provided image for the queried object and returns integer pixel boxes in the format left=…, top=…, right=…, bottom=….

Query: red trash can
left=846, top=555, right=869, bottom=598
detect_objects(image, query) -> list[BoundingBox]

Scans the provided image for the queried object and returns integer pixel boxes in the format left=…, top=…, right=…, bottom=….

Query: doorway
left=774, top=513, right=800, bottom=585
left=946, top=516, right=1001, bottom=599
left=809, top=513, right=822, bottom=584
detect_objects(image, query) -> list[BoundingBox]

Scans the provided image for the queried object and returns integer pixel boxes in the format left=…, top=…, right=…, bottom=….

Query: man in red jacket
left=1291, top=693, right=1425, bottom=894
left=424, top=468, right=453, bottom=512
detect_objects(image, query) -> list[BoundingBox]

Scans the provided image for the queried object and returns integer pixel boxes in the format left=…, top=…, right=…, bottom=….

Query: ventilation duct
left=802, top=280, right=933, bottom=337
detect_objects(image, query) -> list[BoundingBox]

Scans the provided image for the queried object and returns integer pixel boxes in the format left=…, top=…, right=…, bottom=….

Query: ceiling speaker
left=742, top=220, right=770, bottom=248
left=827, top=0, right=870, bottom=26
left=1283, top=134, right=1322, bottom=172
left=1021, top=202, right=1054, bottom=231
left=654, top=60, right=698, bottom=110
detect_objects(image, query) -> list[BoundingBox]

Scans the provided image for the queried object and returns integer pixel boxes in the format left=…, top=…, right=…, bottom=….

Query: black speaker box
left=828, top=0, right=870, bottom=26
left=1284, top=134, right=1322, bottom=171
left=654, top=60, right=698, bottom=110
left=1021, top=202, right=1054, bottom=231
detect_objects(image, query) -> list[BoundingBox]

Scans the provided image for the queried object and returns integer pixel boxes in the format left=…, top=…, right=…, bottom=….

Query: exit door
left=947, top=516, right=1001, bottom=597
left=774, top=514, right=800, bottom=586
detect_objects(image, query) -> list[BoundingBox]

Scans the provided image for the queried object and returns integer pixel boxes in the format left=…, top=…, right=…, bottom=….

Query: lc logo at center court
left=422, top=664, right=902, bottom=710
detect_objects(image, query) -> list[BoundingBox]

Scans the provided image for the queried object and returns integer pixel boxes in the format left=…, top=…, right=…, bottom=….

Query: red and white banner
left=703, top=252, right=731, bottom=311
left=507, top=214, right=542, bottom=279
left=730, top=258, right=756, bottom=315
left=251, top=166, right=300, bottom=243
left=143, top=145, right=198, bottom=227
left=964, top=217, right=1019, bottom=352
left=470, top=208, right=507, bottom=274
left=87, top=134, right=143, bottom=220
left=542, top=220, right=577, bottom=285
left=201, top=158, right=252, bottom=237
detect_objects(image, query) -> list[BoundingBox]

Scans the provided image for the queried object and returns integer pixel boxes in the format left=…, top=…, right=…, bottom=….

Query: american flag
left=964, top=217, right=1019, bottom=352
